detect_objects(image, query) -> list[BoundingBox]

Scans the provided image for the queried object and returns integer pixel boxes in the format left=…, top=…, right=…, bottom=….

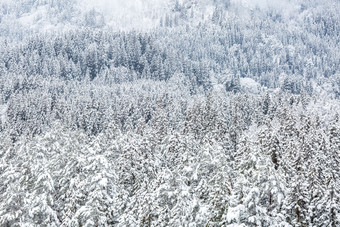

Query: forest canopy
left=0, top=0, right=340, bottom=226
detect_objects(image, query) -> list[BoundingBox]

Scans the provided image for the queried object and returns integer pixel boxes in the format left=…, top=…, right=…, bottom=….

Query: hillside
left=0, top=0, right=340, bottom=226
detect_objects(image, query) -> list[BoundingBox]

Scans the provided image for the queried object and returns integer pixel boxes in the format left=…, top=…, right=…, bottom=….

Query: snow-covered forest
left=0, top=0, right=340, bottom=226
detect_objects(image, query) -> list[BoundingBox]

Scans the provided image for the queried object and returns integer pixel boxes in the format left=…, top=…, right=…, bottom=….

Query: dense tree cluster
left=0, top=0, right=340, bottom=226
left=1, top=85, right=339, bottom=226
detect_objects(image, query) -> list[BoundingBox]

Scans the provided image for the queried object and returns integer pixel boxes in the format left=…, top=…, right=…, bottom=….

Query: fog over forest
left=0, top=0, right=340, bottom=226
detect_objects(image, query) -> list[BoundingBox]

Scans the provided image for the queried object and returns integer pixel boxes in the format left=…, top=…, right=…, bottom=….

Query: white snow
left=240, top=77, right=261, bottom=94
left=79, top=0, right=172, bottom=31
left=0, top=104, right=7, bottom=124
left=226, top=204, right=245, bottom=222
